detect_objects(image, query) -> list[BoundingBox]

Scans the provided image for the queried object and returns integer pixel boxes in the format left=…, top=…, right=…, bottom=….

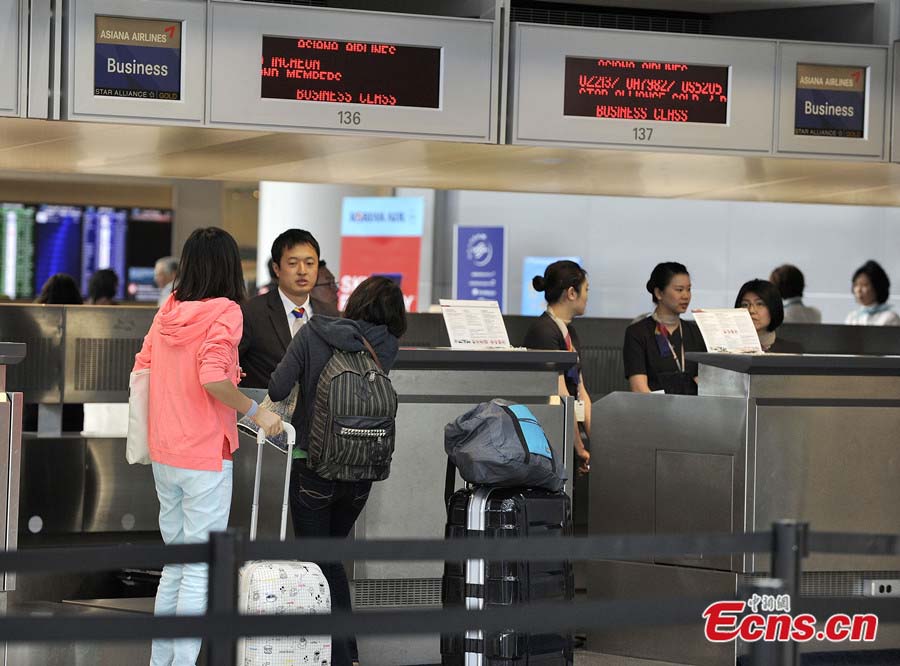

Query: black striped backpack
left=307, top=338, right=398, bottom=481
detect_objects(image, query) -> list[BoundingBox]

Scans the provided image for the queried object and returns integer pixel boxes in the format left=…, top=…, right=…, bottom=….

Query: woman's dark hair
left=646, top=262, right=689, bottom=304
left=174, top=227, right=246, bottom=304
left=532, top=261, right=587, bottom=304
left=735, top=279, right=784, bottom=331
left=88, top=269, right=119, bottom=303
left=770, top=264, right=805, bottom=300
left=35, top=273, right=83, bottom=305
left=344, top=276, right=407, bottom=338
left=852, top=260, right=891, bottom=305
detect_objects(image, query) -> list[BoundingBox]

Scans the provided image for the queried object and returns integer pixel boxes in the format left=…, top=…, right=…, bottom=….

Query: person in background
left=154, top=257, right=179, bottom=307
left=624, top=262, right=706, bottom=395
left=87, top=269, right=119, bottom=305
left=522, top=260, right=591, bottom=475
left=35, top=273, right=83, bottom=305
left=736, top=279, right=803, bottom=353
left=770, top=264, right=821, bottom=324
left=254, top=257, right=278, bottom=297
left=268, top=276, right=406, bottom=666
left=845, top=260, right=900, bottom=326
left=239, top=229, right=340, bottom=389
left=133, top=227, right=282, bottom=666
left=312, top=260, right=340, bottom=312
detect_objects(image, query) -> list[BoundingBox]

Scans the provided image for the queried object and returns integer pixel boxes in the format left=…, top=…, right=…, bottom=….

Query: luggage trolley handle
left=250, top=422, right=296, bottom=542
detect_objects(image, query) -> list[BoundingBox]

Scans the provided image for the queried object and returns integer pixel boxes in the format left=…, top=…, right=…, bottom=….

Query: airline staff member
left=736, top=279, right=803, bottom=353
left=624, top=262, right=706, bottom=395
left=845, top=260, right=900, bottom=326
left=522, top=260, right=591, bottom=474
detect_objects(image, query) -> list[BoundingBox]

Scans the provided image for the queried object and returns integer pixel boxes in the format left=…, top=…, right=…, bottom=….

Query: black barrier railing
left=1, top=521, right=900, bottom=666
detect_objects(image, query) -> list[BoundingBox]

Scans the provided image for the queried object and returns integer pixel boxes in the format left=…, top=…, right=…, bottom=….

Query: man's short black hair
left=770, top=264, right=805, bottom=300
left=735, top=279, right=784, bottom=332
left=853, top=260, right=891, bottom=305
left=271, top=229, right=321, bottom=266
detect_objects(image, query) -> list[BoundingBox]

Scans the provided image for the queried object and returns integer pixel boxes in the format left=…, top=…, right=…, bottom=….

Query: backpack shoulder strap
left=360, top=336, right=384, bottom=371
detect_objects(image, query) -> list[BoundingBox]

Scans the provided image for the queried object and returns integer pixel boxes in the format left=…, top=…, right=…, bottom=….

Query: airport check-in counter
left=588, top=352, right=900, bottom=666
left=347, top=347, right=576, bottom=666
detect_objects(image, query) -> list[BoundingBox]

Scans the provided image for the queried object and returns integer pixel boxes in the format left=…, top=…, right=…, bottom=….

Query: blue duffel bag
left=444, top=399, right=566, bottom=493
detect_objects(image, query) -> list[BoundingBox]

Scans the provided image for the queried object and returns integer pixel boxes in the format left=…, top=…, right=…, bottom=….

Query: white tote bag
left=126, top=369, right=151, bottom=465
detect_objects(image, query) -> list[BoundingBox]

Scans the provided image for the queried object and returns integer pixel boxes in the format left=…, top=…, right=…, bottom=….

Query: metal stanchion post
left=207, top=529, right=241, bottom=666
left=743, top=578, right=786, bottom=666
left=771, top=520, right=809, bottom=666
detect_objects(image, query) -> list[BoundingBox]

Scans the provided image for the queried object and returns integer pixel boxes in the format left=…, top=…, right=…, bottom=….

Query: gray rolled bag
left=444, top=399, right=566, bottom=493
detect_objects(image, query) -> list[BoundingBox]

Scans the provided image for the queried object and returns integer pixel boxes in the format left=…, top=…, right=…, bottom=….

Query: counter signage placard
left=453, top=225, right=505, bottom=312
left=94, top=15, right=182, bottom=100
left=261, top=35, right=441, bottom=108
left=794, top=63, right=865, bottom=138
left=440, top=299, right=511, bottom=350
left=563, top=57, right=730, bottom=124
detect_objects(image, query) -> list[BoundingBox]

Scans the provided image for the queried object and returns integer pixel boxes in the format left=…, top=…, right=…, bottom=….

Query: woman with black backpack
left=268, top=275, right=407, bottom=666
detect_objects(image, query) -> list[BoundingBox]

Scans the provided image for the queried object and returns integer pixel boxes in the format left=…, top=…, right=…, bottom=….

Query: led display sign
left=261, top=35, right=441, bottom=108
left=563, top=57, right=730, bottom=124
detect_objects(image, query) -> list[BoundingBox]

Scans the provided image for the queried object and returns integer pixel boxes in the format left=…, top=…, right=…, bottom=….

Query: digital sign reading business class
left=260, top=36, right=440, bottom=108
left=564, top=57, right=730, bottom=124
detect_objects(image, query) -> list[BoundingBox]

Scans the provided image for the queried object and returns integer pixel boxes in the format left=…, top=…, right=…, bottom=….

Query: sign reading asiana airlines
left=794, top=63, right=865, bottom=139
left=94, top=16, right=182, bottom=100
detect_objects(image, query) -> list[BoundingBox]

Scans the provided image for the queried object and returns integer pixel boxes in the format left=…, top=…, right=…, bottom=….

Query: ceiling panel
left=1, top=117, right=900, bottom=206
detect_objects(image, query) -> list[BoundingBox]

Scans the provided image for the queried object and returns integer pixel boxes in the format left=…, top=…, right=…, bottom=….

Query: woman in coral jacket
left=133, top=227, right=282, bottom=666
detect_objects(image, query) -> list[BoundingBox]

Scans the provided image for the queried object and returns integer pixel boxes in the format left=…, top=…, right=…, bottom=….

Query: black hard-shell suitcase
left=441, top=486, right=575, bottom=666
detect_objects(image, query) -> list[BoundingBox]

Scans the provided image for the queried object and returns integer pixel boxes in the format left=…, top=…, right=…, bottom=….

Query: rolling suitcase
left=237, top=423, right=332, bottom=666
left=441, top=485, right=575, bottom=666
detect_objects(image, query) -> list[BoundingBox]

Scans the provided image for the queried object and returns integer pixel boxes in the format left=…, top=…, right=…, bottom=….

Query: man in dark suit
left=239, top=229, right=340, bottom=388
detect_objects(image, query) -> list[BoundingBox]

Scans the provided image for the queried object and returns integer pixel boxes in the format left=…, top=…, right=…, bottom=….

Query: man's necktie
left=290, top=307, right=306, bottom=337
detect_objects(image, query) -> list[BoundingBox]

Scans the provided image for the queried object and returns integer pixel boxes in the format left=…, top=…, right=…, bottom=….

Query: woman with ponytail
left=522, top=260, right=591, bottom=474
left=623, top=262, right=706, bottom=395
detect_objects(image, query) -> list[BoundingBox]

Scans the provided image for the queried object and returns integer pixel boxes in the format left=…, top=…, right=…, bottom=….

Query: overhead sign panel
left=510, top=24, right=775, bottom=154
left=0, top=0, right=24, bottom=117
left=776, top=43, right=887, bottom=159
left=563, top=58, right=729, bottom=124
left=794, top=64, right=865, bottom=139
left=94, top=16, right=182, bottom=100
left=261, top=36, right=441, bottom=108
left=66, top=0, right=206, bottom=124
left=209, top=1, right=497, bottom=142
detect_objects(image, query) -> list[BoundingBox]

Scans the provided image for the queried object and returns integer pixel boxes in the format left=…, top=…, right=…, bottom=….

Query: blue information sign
left=94, top=16, right=182, bottom=100
left=454, top=226, right=505, bottom=311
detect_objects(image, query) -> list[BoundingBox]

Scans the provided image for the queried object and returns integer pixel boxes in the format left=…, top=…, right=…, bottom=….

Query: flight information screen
left=563, top=57, right=730, bottom=124
left=0, top=204, right=35, bottom=300
left=126, top=208, right=173, bottom=302
left=261, top=36, right=441, bottom=108
left=34, top=205, right=83, bottom=296
left=82, top=206, right=128, bottom=299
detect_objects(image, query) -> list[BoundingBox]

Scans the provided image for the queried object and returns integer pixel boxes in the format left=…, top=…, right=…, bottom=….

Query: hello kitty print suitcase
left=237, top=423, right=332, bottom=666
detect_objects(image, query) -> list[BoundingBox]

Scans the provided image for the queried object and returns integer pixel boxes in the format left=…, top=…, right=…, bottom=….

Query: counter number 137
left=633, top=127, right=653, bottom=142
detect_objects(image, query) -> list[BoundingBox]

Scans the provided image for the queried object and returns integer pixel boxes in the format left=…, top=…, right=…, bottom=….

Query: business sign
left=339, top=197, right=424, bottom=312
left=94, top=16, right=182, bottom=100
left=454, top=225, right=505, bottom=311
left=521, top=256, right=582, bottom=316
left=794, top=63, right=865, bottom=138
